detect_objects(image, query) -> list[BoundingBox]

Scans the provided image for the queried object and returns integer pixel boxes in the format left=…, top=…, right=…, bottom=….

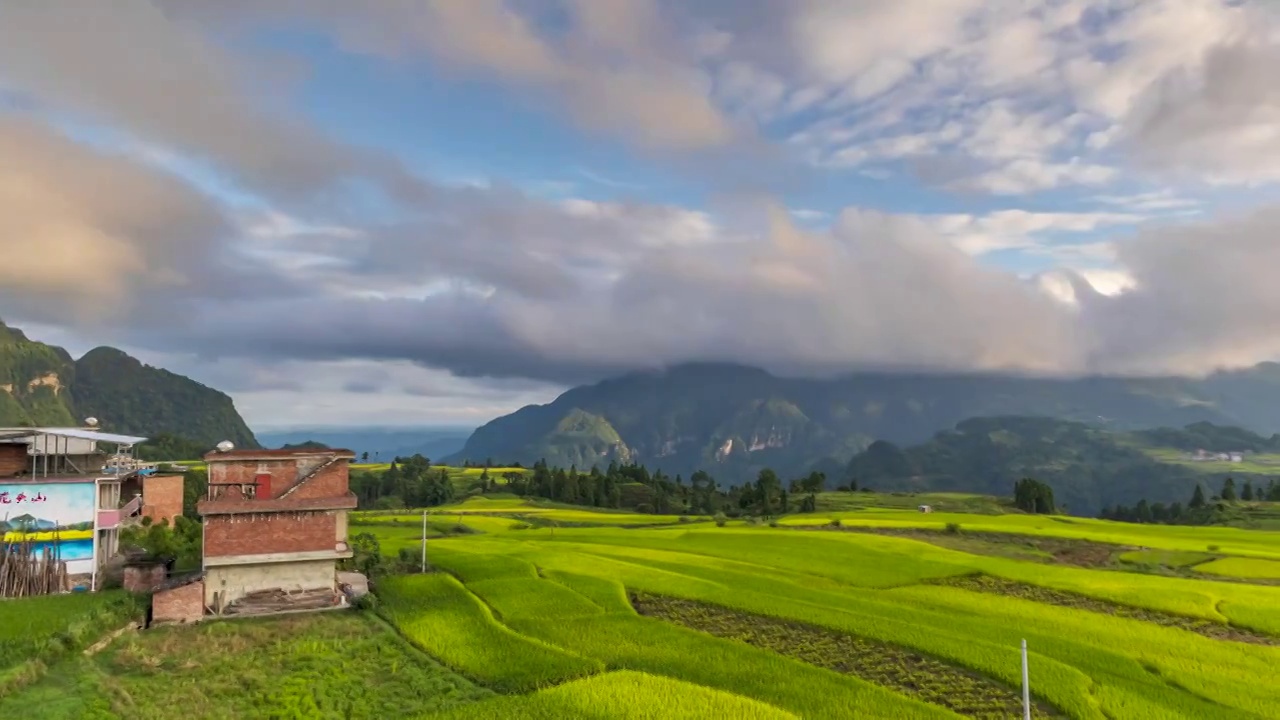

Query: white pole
left=421, top=510, right=427, bottom=573
left=1021, top=639, right=1031, bottom=720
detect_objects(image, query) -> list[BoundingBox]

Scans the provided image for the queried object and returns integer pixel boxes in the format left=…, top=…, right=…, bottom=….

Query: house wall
left=285, top=462, right=348, bottom=499
left=0, top=444, right=26, bottom=477
left=204, top=560, right=335, bottom=609
left=208, top=459, right=298, bottom=500
left=142, top=474, right=184, bottom=524
left=153, top=581, right=205, bottom=624
left=203, top=511, right=340, bottom=558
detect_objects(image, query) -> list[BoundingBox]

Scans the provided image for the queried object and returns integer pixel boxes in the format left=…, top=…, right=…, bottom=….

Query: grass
left=0, top=590, right=143, bottom=689
left=0, top=611, right=492, bottom=719
left=377, top=573, right=602, bottom=692
left=422, top=670, right=800, bottom=720
left=1118, top=549, right=1216, bottom=567
left=777, top=507, right=1280, bottom=560
left=1193, top=557, right=1280, bottom=580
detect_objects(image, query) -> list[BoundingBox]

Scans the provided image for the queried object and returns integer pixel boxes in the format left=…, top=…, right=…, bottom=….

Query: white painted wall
left=204, top=559, right=336, bottom=610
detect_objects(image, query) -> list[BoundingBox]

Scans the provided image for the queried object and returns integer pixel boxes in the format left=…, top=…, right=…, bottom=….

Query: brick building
left=197, top=447, right=357, bottom=614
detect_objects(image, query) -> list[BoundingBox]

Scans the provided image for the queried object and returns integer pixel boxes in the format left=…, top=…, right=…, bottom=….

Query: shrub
left=714, top=512, right=728, bottom=527
left=511, top=522, right=534, bottom=530
left=353, top=592, right=380, bottom=612
left=1207, top=544, right=1220, bottom=552
left=828, top=518, right=842, bottom=528
left=679, top=515, right=692, bottom=523
left=768, top=520, right=779, bottom=528
left=945, top=522, right=962, bottom=535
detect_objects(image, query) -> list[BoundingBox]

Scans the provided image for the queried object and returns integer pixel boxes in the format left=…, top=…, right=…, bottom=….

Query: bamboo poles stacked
left=0, top=540, right=68, bottom=597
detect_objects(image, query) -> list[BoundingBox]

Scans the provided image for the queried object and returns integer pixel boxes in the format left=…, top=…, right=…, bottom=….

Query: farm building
left=918, top=504, right=933, bottom=513
left=0, top=424, right=182, bottom=596
left=196, top=445, right=357, bottom=615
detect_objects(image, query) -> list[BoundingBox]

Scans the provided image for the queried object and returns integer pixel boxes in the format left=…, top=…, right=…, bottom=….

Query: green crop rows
left=936, top=573, right=1278, bottom=645
left=629, top=591, right=1050, bottom=719
left=5, top=494, right=1280, bottom=718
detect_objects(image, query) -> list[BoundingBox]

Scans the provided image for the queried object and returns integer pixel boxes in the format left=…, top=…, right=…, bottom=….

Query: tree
left=361, top=451, right=369, bottom=463
left=342, top=532, right=384, bottom=577
left=1013, top=478, right=1055, bottom=514
left=1221, top=477, right=1237, bottom=502
left=1241, top=480, right=1255, bottom=501
left=1190, top=484, right=1207, bottom=508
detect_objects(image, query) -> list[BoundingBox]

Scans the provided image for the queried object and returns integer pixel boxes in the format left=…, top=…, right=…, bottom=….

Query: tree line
left=1099, top=477, right=1280, bottom=524
left=350, top=455, right=870, bottom=517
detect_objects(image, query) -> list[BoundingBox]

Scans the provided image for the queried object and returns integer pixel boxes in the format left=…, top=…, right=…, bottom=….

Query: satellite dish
left=84, top=417, right=99, bottom=427
left=216, top=441, right=235, bottom=452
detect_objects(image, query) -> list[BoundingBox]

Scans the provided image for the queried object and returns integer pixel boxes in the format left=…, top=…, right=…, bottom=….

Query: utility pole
left=1021, top=639, right=1031, bottom=720
left=421, top=510, right=427, bottom=573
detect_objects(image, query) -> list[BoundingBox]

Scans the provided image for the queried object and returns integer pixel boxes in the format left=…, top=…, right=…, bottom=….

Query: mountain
left=255, top=427, right=473, bottom=461
left=843, top=416, right=1268, bottom=515
left=0, top=321, right=77, bottom=426
left=449, top=361, right=1280, bottom=485
left=0, top=319, right=258, bottom=449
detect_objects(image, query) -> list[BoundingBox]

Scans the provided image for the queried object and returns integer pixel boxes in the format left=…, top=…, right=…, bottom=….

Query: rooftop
left=203, top=448, right=356, bottom=461
left=0, top=427, right=148, bottom=445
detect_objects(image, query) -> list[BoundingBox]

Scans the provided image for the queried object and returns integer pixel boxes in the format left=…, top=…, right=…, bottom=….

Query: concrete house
left=197, top=445, right=357, bottom=615
left=0, top=425, right=182, bottom=594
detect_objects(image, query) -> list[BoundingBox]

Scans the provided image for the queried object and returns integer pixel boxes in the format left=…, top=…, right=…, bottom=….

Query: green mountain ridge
left=449, top=362, right=1280, bottom=508
left=843, top=416, right=1277, bottom=514
left=0, top=319, right=258, bottom=449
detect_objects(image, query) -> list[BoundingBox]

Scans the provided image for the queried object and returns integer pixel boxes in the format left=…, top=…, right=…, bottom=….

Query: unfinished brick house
left=197, top=446, right=357, bottom=615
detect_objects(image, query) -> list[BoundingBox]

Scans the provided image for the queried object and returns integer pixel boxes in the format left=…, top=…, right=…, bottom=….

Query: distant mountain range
left=0, top=319, right=258, bottom=448
left=257, top=427, right=472, bottom=461
left=448, top=361, right=1280, bottom=501
left=843, top=416, right=1280, bottom=515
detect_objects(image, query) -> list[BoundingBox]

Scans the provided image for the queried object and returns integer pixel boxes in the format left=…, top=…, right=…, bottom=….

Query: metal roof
left=28, top=427, right=148, bottom=445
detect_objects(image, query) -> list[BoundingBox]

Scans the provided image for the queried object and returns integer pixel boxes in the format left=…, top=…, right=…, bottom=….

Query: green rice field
left=6, top=494, right=1280, bottom=718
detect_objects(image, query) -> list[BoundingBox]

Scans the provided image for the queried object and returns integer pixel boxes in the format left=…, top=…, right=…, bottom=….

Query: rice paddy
left=5, top=493, right=1279, bottom=719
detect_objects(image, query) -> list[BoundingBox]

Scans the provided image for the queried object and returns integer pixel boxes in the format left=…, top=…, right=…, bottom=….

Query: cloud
left=0, top=0, right=426, bottom=208
left=0, top=117, right=234, bottom=323
left=1124, top=38, right=1280, bottom=184
left=4, top=0, right=1280, bottom=427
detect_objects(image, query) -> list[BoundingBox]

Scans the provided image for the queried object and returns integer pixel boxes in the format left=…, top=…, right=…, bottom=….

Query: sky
left=2, top=0, right=1280, bottom=431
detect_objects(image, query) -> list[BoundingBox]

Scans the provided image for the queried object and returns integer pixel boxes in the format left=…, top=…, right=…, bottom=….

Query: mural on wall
left=0, top=481, right=96, bottom=574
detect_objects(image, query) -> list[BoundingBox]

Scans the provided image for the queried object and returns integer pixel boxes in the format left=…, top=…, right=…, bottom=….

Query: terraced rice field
left=6, top=496, right=1278, bottom=718
left=360, top=502, right=1280, bottom=719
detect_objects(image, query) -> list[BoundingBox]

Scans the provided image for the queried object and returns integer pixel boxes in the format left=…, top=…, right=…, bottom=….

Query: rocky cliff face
left=0, top=320, right=77, bottom=426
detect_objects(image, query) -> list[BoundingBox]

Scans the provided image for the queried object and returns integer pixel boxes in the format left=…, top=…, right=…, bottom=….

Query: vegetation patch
left=629, top=591, right=1056, bottom=719
left=424, top=669, right=799, bottom=720
left=1193, top=557, right=1280, bottom=580
left=936, top=574, right=1279, bottom=646
left=0, top=611, right=492, bottom=719
left=838, top=527, right=1126, bottom=568
left=378, top=573, right=603, bottom=692
left=0, top=590, right=144, bottom=692
left=1117, top=549, right=1215, bottom=567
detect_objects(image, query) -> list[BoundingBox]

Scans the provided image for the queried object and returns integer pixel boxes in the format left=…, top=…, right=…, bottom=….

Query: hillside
left=0, top=319, right=257, bottom=448
left=450, top=362, right=1280, bottom=483
left=841, top=416, right=1278, bottom=514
